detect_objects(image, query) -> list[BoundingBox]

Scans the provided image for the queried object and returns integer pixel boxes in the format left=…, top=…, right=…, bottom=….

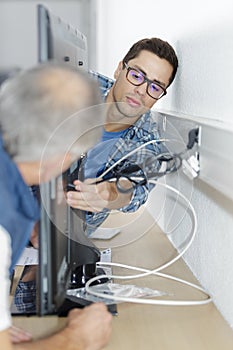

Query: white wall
left=95, top=0, right=233, bottom=327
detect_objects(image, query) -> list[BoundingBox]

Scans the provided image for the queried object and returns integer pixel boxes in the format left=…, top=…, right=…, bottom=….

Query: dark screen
left=37, top=4, right=101, bottom=315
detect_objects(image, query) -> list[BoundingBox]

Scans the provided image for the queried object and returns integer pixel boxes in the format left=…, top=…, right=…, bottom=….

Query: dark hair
left=122, top=37, right=178, bottom=87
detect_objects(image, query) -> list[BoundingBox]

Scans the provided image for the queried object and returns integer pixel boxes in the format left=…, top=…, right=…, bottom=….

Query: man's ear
left=114, top=61, right=123, bottom=79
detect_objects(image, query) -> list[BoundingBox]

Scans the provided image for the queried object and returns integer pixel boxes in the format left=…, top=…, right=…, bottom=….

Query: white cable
left=146, top=180, right=197, bottom=272
left=85, top=181, right=212, bottom=306
left=103, top=180, right=197, bottom=278
left=97, top=138, right=182, bottom=180
left=85, top=271, right=211, bottom=306
left=96, top=263, right=208, bottom=295
left=94, top=262, right=209, bottom=297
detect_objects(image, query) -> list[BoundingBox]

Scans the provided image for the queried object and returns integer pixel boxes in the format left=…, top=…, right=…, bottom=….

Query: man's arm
left=0, top=329, right=13, bottom=350
left=13, top=303, right=112, bottom=350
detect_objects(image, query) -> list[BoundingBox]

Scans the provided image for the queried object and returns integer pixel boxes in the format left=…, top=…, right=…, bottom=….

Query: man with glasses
left=66, top=37, right=178, bottom=233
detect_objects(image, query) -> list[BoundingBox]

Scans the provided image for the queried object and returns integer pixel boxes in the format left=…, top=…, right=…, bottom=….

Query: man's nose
left=134, top=81, right=147, bottom=96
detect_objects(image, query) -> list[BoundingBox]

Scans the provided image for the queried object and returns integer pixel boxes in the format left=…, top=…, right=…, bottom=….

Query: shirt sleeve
left=0, top=226, right=12, bottom=331
left=119, top=183, right=149, bottom=213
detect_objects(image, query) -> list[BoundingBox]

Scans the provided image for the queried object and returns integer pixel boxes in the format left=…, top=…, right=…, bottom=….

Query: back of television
left=37, top=4, right=104, bottom=316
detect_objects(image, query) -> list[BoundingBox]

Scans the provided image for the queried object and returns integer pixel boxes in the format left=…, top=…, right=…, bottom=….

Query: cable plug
left=187, top=128, right=199, bottom=149
left=182, top=153, right=200, bottom=180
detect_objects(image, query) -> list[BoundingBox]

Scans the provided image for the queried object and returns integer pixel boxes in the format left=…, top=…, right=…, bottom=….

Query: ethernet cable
left=85, top=180, right=212, bottom=306
left=84, top=131, right=210, bottom=306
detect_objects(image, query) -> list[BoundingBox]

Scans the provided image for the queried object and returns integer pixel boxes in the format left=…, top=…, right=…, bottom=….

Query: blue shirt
left=0, top=135, right=40, bottom=273
left=85, top=71, right=162, bottom=232
left=84, top=129, right=127, bottom=179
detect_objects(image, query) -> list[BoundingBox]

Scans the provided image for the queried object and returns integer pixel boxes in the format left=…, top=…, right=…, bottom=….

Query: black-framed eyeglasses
left=124, top=62, right=167, bottom=100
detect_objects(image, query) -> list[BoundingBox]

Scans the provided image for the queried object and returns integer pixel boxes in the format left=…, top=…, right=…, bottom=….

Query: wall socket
left=157, top=110, right=233, bottom=201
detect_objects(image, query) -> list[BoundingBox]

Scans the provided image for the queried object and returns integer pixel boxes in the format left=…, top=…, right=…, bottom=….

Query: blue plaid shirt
left=85, top=71, right=162, bottom=232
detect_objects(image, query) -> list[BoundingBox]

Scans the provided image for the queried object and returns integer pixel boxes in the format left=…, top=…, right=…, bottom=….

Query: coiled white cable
left=84, top=138, right=211, bottom=306
left=85, top=180, right=212, bottom=306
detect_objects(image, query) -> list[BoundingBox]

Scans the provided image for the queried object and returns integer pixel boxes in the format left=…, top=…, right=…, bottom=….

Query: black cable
left=187, top=128, right=199, bottom=149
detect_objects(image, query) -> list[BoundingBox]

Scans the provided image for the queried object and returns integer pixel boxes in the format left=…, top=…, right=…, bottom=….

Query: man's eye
left=131, top=70, right=143, bottom=81
left=150, top=83, right=161, bottom=92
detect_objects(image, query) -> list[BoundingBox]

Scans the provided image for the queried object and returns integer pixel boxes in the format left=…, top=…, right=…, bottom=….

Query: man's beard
left=111, top=88, right=147, bottom=120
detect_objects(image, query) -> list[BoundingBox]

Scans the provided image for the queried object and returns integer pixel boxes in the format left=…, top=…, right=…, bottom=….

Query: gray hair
left=0, top=62, right=104, bottom=162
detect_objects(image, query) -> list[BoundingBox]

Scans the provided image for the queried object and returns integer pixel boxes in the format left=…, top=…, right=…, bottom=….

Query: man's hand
left=12, top=303, right=112, bottom=350
left=66, top=179, right=132, bottom=212
left=64, top=303, right=112, bottom=350
left=9, top=326, right=32, bottom=344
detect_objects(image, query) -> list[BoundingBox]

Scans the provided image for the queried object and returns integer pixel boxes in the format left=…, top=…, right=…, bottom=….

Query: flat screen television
left=38, top=169, right=103, bottom=316
left=37, top=3, right=112, bottom=316
left=37, top=3, right=88, bottom=70
left=11, top=4, right=115, bottom=317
